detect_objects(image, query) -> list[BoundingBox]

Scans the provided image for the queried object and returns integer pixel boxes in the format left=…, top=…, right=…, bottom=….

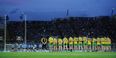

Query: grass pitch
left=0, top=52, right=116, bottom=58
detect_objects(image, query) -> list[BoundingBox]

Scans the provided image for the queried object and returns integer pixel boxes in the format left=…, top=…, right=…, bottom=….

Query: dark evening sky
left=0, top=0, right=116, bottom=21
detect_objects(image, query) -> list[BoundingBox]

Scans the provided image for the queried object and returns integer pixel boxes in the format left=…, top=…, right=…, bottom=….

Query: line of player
left=48, top=36, right=111, bottom=52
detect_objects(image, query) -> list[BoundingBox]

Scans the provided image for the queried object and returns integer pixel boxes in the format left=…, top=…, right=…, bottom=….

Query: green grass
left=0, top=52, right=116, bottom=58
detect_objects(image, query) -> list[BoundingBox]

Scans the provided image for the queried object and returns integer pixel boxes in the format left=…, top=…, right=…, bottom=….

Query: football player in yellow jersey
left=87, top=38, right=92, bottom=51
left=101, top=37, right=106, bottom=51
left=63, top=37, right=68, bottom=50
left=58, top=37, right=63, bottom=51
left=97, top=37, right=101, bottom=51
left=69, top=37, right=73, bottom=50
left=92, top=37, right=97, bottom=51
left=106, top=37, right=111, bottom=51
left=53, top=37, right=57, bottom=51
left=78, top=36, right=83, bottom=50
left=73, top=37, right=78, bottom=50
left=83, top=36, right=87, bottom=51
left=105, top=37, right=108, bottom=51
left=48, top=36, right=54, bottom=51
left=105, top=37, right=111, bottom=51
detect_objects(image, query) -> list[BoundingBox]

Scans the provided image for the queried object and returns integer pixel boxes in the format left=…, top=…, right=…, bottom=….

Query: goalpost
left=3, top=10, right=27, bottom=52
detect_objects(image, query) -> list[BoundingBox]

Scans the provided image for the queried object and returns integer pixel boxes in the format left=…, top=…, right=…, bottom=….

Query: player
left=87, top=38, right=92, bottom=51
left=97, top=37, right=101, bottom=51
left=73, top=37, right=78, bottom=50
left=63, top=37, right=68, bottom=50
left=105, top=37, right=108, bottom=51
left=83, top=36, right=88, bottom=51
left=101, top=37, right=106, bottom=51
left=106, top=37, right=111, bottom=51
left=78, top=36, right=83, bottom=50
left=92, top=37, right=97, bottom=51
left=58, top=37, right=63, bottom=51
left=48, top=36, right=54, bottom=51
left=41, top=37, right=47, bottom=50
left=69, top=37, right=73, bottom=51
left=53, top=37, right=57, bottom=51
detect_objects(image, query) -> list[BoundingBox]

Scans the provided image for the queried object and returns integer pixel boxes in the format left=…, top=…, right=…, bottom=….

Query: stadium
left=0, top=15, right=116, bottom=58
left=0, top=0, right=116, bottom=58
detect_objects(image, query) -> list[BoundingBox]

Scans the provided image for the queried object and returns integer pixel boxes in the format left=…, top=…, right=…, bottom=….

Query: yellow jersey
left=92, top=38, right=96, bottom=43
left=69, top=37, right=73, bottom=44
left=83, top=37, right=87, bottom=42
left=58, top=38, right=62, bottom=44
left=101, top=37, right=105, bottom=44
left=104, top=37, right=107, bottom=44
left=63, top=37, right=68, bottom=44
left=78, top=37, right=82, bottom=44
left=53, top=38, right=57, bottom=44
left=78, top=37, right=82, bottom=41
left=74, top=37, right=78, bottom=44
left=97, top=37, right=101, bottom=45
left=48, top=37, right=54, bottom=44
left=88, top=38, right=91, bottom=45
left=107, top=37, right=111, bottom=44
